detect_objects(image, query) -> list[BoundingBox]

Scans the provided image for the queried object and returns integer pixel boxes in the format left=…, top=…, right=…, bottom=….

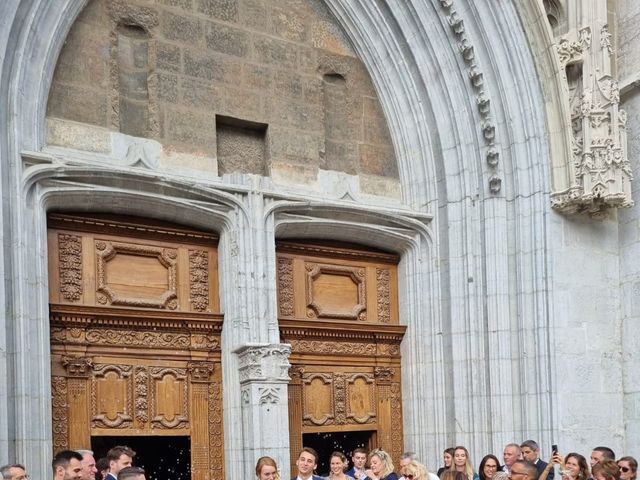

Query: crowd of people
left=258, top=442, right=637, bottom=480
left=0, top=441, right=636, bottom=480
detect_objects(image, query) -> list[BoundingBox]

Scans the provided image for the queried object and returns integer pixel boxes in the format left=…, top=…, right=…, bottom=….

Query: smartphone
left=552, top=444, right=558, bottom=454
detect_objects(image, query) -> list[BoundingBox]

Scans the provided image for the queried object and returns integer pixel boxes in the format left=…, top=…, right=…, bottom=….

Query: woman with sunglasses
left=478, top=455, right=501, bottom=480
left=617, top=457, right=637, bottom=480
left=401, top=460, right=429, bottom=480
left=364, top=449, right=398, bottom=480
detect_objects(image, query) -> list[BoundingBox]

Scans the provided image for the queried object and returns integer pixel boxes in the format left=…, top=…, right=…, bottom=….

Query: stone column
left=235, top=343, right=292, bottom=480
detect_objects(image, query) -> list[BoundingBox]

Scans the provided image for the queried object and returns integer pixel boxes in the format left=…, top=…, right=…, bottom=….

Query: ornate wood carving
left=290, top=339, right=377, bottom=356
left=191, top=383, right=210, bottom=480
left=189, top=250, right=209, bottom=312
left=149, top=367, right=188, bottom=429
left=374, top=367, right=395, bottom=384
left=85, top=328, right=191, bottom=348
left=188, top=361, right=214, bottom=382
left=277, top=257, right=295, bottom=317
left=390, top=382, right=403, bottom=462
left=347, top=373, right=376, bottom=424
left=92, top=364, right=133, bottom=428
left=305, top=263, right=367, bottom=320
left=208, top=382, right=224, bottom=480
left=302, top=373, right=334, bottom=426
left=134, top=367, right=149, bottom=426
left=58, top=233, right=83, bottom=301
left=376, top=268, right=391, bottom=323
left=334, top=373, right=347, bottom=424
left=95, top=240, right=178, bottom=309
left=52, top=376, right=69, bottom=451
left=62, top=355, right=93, bottom=377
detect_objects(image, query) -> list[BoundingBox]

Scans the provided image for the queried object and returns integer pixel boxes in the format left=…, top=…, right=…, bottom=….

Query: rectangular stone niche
left=216, top=115, right=268, bottom=176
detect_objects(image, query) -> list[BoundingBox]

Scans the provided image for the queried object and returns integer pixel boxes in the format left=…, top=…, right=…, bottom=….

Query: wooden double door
left=277, top=242, right=405, bottom=474
left=48, top=214, right=224, bottom=480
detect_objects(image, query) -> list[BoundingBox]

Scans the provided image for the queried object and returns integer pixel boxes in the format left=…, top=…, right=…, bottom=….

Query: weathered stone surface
left=205, top=22, right=249, bottom=58
left=360, top=143, right=397, bottom=177
left=156, top=42, right=182, bottom=73
left=216, top=122, right=266, bottom=175
left=238, top=0, right=267, bottom=31
left=274, top=70, right=302, bottom=99
left=197, top=0, right=238, bottom=22
left=181, top=77, right=223, bottom=110
left=157, top=73, right=179, bottom=103
left=271, top=8, right=307, bottom=42
left=161, top=11, right=202, bottom=43
left=241, top=63, right=273, bottom=91
left=47, top=83, right=108, bottom=127
left=270, top=161, right=318, bottom=185
left=252, top=35, right=297, bottom=70
left=184, top=49, right=241, bottom=83
left=158, top=0, right=193, bottom=11
left=119, top=71, right=149, bottom=101
left=164, top=106, right=216, bottom=149
left=46, top=118, right=111, bottom=153
left=119, top=99, right=149, bottom=137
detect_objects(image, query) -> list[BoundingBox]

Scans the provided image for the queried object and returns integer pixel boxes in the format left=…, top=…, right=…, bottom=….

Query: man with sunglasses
left=508, top=461, right=538, bottom=480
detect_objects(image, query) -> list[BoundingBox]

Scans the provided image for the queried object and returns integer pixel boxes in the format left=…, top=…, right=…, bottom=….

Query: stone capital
left=234, top=343, right=291, bottom=384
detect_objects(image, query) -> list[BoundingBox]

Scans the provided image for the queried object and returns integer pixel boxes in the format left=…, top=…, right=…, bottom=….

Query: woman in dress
left=326, top=452, right=355, bottom=480
left=438, top=449, right=455, bottom=478
left=256, top=456, right=279, bottom=480
left=618, top=457, right=637, bottom=480
left=478, top=455, right=500, bottom=480
left=561, top=453, right=589, bottom=480
left=365, top=449, right=398, bottom=480
left=451, top=446, right=479, bottom=480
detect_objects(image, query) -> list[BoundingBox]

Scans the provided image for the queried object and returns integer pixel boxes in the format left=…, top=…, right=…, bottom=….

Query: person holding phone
left=520, top=441, right=554, bottom=480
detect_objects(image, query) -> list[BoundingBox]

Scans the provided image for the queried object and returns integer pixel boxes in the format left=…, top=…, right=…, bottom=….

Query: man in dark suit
left=291, top=447, right=323, bottom=480
left=105, top=447, right=135, bottom=480
left=521, top=441, right=553, bottom=480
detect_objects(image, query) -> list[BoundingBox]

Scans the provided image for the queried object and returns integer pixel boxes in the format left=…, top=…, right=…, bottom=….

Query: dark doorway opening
left=92, top=436, right=190, bottom=480
left=303, top=431, right=374, bottom=477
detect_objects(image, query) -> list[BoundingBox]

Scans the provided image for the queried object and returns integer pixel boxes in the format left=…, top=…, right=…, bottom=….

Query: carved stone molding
left=290, top=339, right=377, bottom=356
left=189, top=250, right=209, bottom=312
left=95, top=240, right=178, bottom=309
left=62, top=355, right=93, bottom=377
left=58, top=233, right=83, bottom=301
left=86, top=328, right=191, bottom=348
left=549, top=10, right=632, bottom=215
left=439, top=0, right=501, bottom=193
left=236, top=343, right=292, bottom=384
left=277, top=257, right=295, bottom=317
left=188, top=361, right=215, bottom=382
left=258, top=386, right=282, bottom=405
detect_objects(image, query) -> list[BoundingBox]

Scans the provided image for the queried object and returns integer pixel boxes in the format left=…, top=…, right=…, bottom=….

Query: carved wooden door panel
left=277, top=242, right=405, bottom=475
left=48, top=214, right=223, bottom=480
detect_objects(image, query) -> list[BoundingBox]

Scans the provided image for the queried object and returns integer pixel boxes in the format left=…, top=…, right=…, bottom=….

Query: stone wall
left=46, top=0, right=397, bottom=182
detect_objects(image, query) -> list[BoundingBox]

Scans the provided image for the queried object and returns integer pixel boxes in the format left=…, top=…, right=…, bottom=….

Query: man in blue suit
left=291, top=447, right=324, bottom=480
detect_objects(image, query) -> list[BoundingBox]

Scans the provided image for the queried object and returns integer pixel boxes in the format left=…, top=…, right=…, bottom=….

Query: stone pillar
left=235, top=343, right=292, bottom=480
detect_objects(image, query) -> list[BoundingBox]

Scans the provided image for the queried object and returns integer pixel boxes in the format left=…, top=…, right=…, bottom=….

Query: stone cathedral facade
left=0, top=0, right=638, bottom=479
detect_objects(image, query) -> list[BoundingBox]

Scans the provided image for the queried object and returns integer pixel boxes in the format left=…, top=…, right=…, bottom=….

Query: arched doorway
left=48, top=213, right=224, bottom=480
left=276, top=241, right=405, bottom=475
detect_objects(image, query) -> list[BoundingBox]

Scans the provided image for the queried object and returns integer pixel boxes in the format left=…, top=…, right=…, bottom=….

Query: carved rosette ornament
left=134, top=367, right=149, bottom=425
left=550, top=12, right=633, bottom=215
left=58, top=234, right=83, bottom=301
left=189, top=250, right=209, bottom=312
left=374, top=366, right=395, bottom=384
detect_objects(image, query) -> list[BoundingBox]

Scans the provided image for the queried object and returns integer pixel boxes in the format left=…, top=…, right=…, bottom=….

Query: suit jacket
left=291, top=476, right=324, bottom=480
left=106, top=473, right=118, bottom=480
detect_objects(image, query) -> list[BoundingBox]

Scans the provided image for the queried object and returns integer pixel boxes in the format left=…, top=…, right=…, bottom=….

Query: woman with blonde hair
left=401, top=460, right=429, bottom=480
left=365, top=449, right=398, bottom=480
left=451, top=446, right=479, bottom=480
left=255, top=456, right=280, bottom=480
